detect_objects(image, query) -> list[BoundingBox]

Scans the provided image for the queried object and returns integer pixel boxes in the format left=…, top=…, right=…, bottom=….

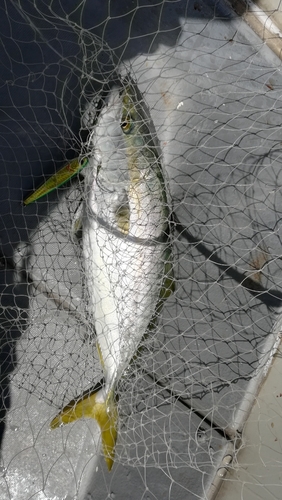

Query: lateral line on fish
left=88, top=208, right=168, bottom=246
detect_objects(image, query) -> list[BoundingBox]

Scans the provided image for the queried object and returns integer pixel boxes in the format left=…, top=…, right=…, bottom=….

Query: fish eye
left=120, top=115, right=132, bottom=134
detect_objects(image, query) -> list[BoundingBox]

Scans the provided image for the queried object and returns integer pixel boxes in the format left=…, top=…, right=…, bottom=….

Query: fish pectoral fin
left=23, top=157, right=88, bottom=205
left=50, top=389, right=118, bottom=471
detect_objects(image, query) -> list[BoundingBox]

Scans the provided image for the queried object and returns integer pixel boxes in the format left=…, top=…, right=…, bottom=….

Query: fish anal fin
left=159, top=258, right=175, bottom=302
left=50, top=388, right=118, bottom=471
left=148, top=258, right=175, bottom=330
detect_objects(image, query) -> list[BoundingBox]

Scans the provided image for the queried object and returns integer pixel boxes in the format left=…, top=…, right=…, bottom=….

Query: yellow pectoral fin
left=50, top=388, right=117, bottom=471
left=23, top=157, right=88, bottom=205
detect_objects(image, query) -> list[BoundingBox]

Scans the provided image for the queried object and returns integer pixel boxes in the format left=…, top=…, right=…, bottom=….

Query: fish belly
left=83, top=218, right=164, bottom=391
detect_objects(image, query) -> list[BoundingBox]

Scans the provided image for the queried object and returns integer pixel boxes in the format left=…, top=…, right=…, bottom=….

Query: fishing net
left=1, top=1, right=282, bottom=499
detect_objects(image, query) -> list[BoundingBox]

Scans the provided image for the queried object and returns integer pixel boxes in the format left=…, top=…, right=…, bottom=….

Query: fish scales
left=51, top=76, right=173, bottom=470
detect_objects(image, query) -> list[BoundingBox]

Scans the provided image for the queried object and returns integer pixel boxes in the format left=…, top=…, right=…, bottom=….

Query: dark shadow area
left=175, top=216, right=282, bottom=310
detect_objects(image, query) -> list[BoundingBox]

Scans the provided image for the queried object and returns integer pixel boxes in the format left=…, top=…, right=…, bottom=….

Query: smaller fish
left=23, top=157, right=88, bottom=205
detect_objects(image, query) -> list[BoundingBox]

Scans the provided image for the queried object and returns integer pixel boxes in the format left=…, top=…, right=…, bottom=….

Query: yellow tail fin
left=50, top=389, right=118, bottom=471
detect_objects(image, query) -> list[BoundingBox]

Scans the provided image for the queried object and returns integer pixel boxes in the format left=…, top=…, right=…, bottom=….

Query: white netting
left=1, top=1, right=282, bottom=499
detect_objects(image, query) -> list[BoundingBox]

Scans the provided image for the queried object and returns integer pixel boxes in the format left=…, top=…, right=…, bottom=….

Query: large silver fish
left=51, top=76, right=174, bottom=470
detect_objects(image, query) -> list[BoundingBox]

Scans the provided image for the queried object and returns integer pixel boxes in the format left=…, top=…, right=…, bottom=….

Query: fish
left=23, top=157, right=88, bottom=205
left=50, top=76, right=174, bottom=471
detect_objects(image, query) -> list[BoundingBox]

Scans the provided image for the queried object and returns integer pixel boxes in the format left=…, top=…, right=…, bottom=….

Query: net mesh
left=1, top=1, right=282, bottom=499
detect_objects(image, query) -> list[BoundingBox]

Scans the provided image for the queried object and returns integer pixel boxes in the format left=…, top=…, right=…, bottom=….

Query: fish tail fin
left=50, top=388, right=118, bottom=471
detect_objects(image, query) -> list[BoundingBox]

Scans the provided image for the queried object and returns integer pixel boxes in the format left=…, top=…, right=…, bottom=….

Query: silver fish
left=51, top=76, right=174, bottom=470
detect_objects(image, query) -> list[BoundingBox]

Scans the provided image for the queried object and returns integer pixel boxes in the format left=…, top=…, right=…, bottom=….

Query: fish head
left=83, top=87, right=128, bottom=226
left=86, top=85, right=130, bottom=187
left=120, top=83, right=143, bottom=136
left=84, top=77, right=167, bottom=234
left=119, top=78, right=157, bottom=153
left=85, top=77, right=160, bottom=187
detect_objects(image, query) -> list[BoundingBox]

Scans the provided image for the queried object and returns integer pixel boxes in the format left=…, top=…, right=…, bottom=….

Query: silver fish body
left=51, top=77, right=173, bottom=470
left=83, top=79, right=170, bottom=394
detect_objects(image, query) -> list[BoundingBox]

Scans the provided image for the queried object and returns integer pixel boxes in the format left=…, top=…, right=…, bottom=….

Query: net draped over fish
left=1, top=1, right=282, bottom=500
